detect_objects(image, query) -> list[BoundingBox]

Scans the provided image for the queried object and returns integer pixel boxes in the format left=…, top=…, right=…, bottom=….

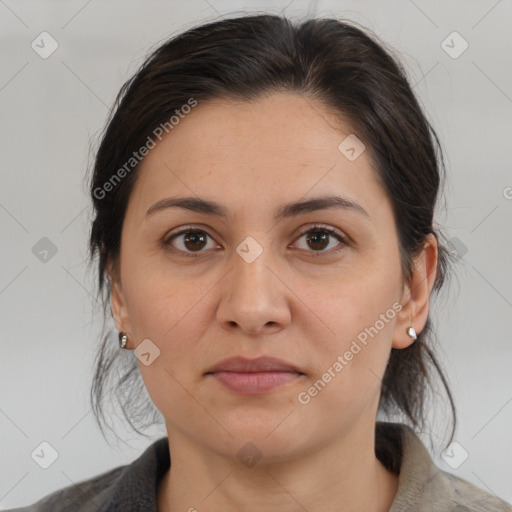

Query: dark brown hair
left=88, top=13, right=456, bottom=450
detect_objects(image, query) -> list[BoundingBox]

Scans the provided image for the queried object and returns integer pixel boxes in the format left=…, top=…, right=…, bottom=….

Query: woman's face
left=110, top=92, right=431, bottom=462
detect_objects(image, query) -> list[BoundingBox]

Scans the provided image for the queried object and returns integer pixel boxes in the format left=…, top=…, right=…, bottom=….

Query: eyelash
left=163, top=223, right=348, bottom=259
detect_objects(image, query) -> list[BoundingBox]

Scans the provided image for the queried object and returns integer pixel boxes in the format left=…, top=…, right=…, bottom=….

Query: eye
left=163, top=223, right=348, bottom=258
left=293, top=224, right=347, bottom=255
left=164, top=227, right=219, bottom=257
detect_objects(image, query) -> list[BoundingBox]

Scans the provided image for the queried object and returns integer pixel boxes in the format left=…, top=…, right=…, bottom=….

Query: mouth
left=205, top=356, right=305, bottom=395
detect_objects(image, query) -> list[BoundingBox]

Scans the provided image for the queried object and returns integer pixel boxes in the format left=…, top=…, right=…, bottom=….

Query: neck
left=157, top=421, right=399, bottom=512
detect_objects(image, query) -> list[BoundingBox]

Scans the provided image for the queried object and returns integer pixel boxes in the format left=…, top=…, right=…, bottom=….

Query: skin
left=108, top=92, right=438, bottom=512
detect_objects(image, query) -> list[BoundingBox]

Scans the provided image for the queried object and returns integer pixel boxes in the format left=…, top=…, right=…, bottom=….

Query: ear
left=392, top=233, right=438, bottom=349
left=107, top=258, right=132, bottom=343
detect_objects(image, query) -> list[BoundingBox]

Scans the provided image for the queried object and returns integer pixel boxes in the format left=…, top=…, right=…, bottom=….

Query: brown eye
left=165, top=229, right=217, bottom=257
left=182, top=231, right=208, bottom=251
left=294, top=225, right=347, bottom=255
left=306, top=230, right=330, bottom=251
left=164, top=224, right=347, bottom=258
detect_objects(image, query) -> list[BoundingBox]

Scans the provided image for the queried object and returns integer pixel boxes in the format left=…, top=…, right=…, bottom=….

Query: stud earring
left=407, top=327, right=417, bottom=340
left=119, top=331, right=128, bottom=349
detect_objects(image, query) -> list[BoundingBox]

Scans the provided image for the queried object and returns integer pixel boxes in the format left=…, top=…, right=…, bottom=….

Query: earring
left=407, top=327, right=417, bottom=340
left=119, top=331, right=128, bottom=349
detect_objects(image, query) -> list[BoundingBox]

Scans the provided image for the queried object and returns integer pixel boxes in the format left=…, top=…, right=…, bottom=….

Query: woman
left=8, top=13, right=511, bottom=512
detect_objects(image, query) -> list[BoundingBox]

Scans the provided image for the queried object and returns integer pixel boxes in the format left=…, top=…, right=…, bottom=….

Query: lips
left=205, top=356, right=305, bottom=395
left=205, top=356, right=304, bottom=375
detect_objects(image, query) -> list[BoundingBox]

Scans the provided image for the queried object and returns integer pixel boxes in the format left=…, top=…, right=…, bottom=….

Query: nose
left=216, top=244, right=291, bottom=336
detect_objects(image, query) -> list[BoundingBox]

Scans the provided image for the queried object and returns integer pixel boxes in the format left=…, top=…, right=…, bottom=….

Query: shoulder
left=433, top=470, right=512, bottom=512
left=3, top=437, right=170, bottom=512
left=376, top=422, right=512, bottom=512
left=3, top=465, right=125, bottom=512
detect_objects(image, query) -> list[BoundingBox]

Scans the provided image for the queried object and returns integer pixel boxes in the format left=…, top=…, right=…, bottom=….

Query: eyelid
left=293, top=223, right=348, bottom=244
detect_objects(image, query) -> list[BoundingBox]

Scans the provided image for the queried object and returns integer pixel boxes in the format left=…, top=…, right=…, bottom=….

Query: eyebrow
left=145, top=195, right=369, bottom=221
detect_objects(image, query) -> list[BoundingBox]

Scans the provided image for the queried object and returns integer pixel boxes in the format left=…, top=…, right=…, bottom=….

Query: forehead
left=129, top=92, right=389, bottom=219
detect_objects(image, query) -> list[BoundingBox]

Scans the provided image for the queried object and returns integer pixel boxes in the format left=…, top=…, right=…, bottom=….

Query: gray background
left=1, top=0, right=511, bottom=508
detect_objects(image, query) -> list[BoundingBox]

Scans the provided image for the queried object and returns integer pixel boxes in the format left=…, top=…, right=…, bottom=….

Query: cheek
left=120, top=253, right=221, bottom=393
left=304, top=249, right=402, bottom=384
left=122, top=268, right=213, bottom=416
left=295, top=284, right=400, bottom=429
left=120, top=236, right=200, bottom=330
left=124, top=269, right=208, bottom=343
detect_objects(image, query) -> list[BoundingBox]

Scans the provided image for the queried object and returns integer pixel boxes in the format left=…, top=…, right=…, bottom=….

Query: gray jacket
left=4, top=422, right=511, bottom=511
